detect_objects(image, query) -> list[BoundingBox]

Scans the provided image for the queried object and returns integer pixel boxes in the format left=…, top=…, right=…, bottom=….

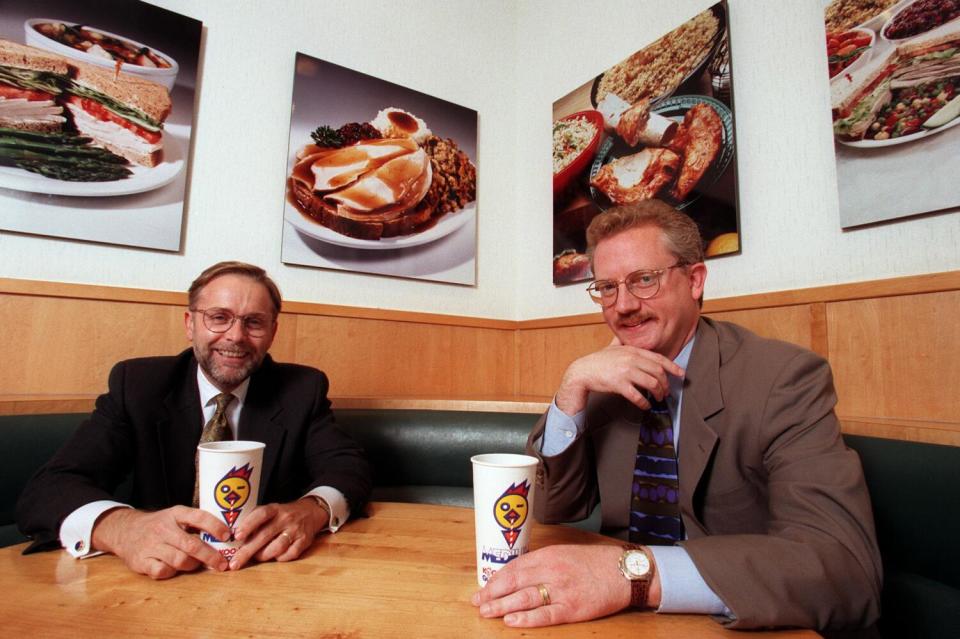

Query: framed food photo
left=281, top=53, right=478, bottom=285
left=0, top=0, right=201, bottom=251
left=824, top=0, right=960, bottom=228
left=551, top=0, right=740, bottom=285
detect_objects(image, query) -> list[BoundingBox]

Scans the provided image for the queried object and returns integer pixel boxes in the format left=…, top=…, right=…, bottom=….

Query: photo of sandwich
left=550, top=0, right=740, bottom=285
left=824, top=0, right=960, bottom=228
left=0, top=0, right=201, bottom=252
left=281, top=53, right=478, bottom=285
left=0, top=37, right=172, bottom=181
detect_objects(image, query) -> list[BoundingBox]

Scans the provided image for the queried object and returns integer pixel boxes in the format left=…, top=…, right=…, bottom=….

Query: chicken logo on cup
left=214, top=464, right=253, bottom=529
left=493, top=480, right=530, bottom=548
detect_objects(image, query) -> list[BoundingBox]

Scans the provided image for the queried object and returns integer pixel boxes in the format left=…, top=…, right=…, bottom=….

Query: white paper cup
left=197, top=441, right=265, bottom=561
left=471, top=453, right=538, bottom=586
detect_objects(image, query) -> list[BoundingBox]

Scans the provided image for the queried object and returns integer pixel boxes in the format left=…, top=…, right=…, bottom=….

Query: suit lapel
left=158, top=356, right=203, bottom=506
left=678, top=319, right=724, bottom=536
left=237, top=358, right=285, bottom=503
left=597, top=396, right=647, bottom=531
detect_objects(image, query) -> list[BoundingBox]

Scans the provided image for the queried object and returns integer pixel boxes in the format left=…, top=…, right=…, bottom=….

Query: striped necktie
left=192, top=392, right=234, bottom=507
left=628, top=397, right=684, bottom=544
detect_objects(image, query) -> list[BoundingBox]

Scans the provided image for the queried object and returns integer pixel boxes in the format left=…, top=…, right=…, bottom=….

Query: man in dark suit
left=16, top=261, right=371, bottom=579
left=473, top=201, right=881, bottom=632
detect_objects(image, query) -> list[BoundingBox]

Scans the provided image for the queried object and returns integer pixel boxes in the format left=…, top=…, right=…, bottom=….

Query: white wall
left=1, top=0, right=957, bottom=321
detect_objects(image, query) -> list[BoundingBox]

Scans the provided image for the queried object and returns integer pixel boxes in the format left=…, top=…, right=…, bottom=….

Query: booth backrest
left=843, top=435, right=960, bottom=639
left=335, top=409, right=536, bottom=506
left=0, top=414, right=81, bottom=547
left=0, top=410, right=539, bottom=546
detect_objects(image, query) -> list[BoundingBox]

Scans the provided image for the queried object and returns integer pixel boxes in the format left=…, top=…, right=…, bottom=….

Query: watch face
left=625, top=550, right=651, bottom=577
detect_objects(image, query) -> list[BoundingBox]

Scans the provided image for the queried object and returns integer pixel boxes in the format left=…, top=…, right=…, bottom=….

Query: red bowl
left=553, top=109, right=603, bottom=195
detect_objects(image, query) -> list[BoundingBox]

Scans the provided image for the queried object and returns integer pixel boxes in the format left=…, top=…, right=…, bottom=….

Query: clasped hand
left=92, top=497, right=328, bottom=579
left=555, top=337, right=684, bottom=416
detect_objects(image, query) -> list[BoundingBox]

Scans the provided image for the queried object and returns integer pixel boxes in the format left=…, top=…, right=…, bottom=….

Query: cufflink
left=74, top=540, right=85, bottom=552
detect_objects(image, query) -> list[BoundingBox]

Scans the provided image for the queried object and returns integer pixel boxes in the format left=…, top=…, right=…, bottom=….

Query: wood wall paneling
left=2, top=273, right=959, bottom=445
left=0, top=295, right=187, bottom=395
left=826, top=292, right=960, bottom=425
left=515, top=323, right=609, bottom=398
left=292, top=314, right=516, bottom=398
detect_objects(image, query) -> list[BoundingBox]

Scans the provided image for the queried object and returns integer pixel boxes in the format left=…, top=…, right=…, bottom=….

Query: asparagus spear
left=0, top=127, right=132, bottom=181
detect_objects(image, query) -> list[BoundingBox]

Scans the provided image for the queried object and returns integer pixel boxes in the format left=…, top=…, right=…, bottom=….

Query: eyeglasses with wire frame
left=586, top=263, right=686, bottom=307
left=192, top=308, right=275, bottom=337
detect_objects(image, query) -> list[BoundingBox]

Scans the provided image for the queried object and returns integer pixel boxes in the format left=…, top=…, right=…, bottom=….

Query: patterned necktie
left=192, top=392, right=234, bottom=507
left=629, top=397, right=684, bottom=544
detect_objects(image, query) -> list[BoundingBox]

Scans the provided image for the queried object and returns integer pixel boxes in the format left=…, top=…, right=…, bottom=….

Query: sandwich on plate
left=65, top=60, right=171, bottom=167
left=831, top=49, right=897, bottom=140
left=892, top=20, right=960, bottom=88
left=0, top=39, right=68, bottom=132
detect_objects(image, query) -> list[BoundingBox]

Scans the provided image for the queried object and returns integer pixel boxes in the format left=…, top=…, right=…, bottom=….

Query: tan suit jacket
left=527, top=317, right=881, bottom=631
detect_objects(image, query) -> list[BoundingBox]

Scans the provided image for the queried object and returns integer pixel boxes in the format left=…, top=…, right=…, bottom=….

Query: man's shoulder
left=702, top=317, right=825, bottom=368
left=111, top=349, right=194, bottom=377
left=251, top=356, right=328, bottom=392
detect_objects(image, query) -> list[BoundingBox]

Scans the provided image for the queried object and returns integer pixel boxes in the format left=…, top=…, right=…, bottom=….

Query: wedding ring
left=279, top=531, right=293, bottom=545
left=537, top=583, right=551, bottom=607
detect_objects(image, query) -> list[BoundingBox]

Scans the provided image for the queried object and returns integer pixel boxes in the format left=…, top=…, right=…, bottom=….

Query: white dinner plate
left=0, top=135, right=184, bottom=196
left=285, top=200, right=476, bottom=250
left=838, top=109, right=960, bottom=147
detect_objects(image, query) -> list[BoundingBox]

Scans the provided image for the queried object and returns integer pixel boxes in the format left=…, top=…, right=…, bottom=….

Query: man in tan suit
left=472, top=201, right=881, bottom=632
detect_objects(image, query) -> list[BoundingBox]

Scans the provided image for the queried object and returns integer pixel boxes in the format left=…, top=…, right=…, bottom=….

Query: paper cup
left=471, top=453, right=538, bottom=586
left=197, top=441, right=265, bottom=561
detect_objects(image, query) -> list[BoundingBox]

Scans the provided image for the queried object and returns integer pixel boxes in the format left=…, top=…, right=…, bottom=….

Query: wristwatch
left=618, top=545, right=655, bottom=608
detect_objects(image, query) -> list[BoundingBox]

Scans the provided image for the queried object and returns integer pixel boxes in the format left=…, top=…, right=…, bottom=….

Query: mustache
left=617, top=312, right=653, bottom=325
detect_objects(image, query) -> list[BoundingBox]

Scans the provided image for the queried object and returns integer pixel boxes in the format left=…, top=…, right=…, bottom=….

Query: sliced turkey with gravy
left=300, top=137, right=420, bottom=192
left=324, top=147, right=432, bottom=221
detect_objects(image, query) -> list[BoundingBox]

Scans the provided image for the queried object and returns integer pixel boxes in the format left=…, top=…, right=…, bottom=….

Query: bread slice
left=69, top=59, right=171, bottom=124
left=0, top=38, right=69, bottom=75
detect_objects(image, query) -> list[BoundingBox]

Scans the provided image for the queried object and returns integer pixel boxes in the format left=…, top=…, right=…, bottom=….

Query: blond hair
left=586, top=200, right=704, bottom=267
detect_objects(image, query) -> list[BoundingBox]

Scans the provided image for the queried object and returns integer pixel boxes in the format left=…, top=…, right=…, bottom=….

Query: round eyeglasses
left=192, top=308, right=274, bottom=337
left=585, top=263, right=685, bottom=307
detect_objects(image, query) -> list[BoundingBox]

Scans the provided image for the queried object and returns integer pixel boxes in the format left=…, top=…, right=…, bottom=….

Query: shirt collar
left=667, top=336, right=695, bottom=411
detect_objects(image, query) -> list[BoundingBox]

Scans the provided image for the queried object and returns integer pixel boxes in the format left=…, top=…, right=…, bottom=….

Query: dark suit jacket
left=527, top=317, right=882, bottom=631
left=16, top=349, right=371, bottom=551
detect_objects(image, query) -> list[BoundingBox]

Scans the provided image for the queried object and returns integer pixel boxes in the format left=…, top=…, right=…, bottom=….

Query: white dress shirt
left=60, top=366, right=349, bottom=558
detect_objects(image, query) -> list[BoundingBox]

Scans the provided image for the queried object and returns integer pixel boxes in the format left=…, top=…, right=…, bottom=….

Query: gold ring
left=537, top=583, right=551, bottom=607
left=279, top=531, right=293, bottom=544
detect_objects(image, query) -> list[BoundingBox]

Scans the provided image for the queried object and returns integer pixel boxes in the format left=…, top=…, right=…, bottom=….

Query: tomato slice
left=0, top=85, right=55, bottom=101
left=68, top=95, right=161, bottom=144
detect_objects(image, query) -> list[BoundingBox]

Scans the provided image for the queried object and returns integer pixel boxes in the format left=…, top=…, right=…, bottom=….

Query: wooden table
left=0, top=502, right=819, bottom=638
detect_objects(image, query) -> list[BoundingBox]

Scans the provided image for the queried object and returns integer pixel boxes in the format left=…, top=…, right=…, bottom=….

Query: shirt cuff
left=540, top=399, right=586, bottom=456
left=304, top=486, right=349, bottom=532
left=647, top=545, right=731, bottom=616
left=60, top=500, right=132, bottom=558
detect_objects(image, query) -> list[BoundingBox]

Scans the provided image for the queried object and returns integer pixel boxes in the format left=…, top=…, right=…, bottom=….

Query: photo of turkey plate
left=0, top=133, right=184, bottom=196
left=589, top=95, right=734, bottom=210
left=285, top=199, right=476, bottom=250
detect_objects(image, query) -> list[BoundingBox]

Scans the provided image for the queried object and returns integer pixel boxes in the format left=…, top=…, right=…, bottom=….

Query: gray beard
left=194, top=346, right=262, bottom=392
